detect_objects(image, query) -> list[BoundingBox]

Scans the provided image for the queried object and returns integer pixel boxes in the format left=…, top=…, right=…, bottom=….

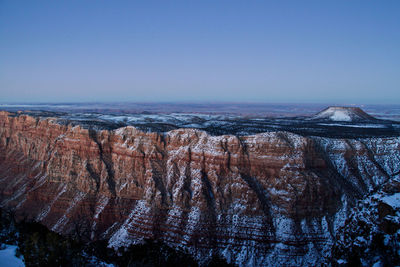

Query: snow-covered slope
left=0, top=245, right=24, bottom=267
left=311, top=107, right=376, bottom=122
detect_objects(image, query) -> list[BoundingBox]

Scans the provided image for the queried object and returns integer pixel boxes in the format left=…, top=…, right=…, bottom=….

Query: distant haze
left=1, top=1, right=399, bottom=104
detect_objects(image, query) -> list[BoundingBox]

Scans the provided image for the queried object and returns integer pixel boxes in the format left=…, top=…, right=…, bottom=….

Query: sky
left=0, top=0, right=399, bottom=104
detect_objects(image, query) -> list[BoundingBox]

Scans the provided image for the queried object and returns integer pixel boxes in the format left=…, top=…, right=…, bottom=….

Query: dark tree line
left=0, top=208, right=233, bottom=266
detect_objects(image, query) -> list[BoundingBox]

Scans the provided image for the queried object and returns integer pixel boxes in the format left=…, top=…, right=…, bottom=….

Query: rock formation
left=0, top=111, right=399, bottom=266
left=311, top=106, right=376, bottom=122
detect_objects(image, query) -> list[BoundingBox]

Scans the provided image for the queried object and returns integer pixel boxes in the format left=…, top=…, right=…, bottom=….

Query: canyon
left=0, top=109, right=399, bottom=266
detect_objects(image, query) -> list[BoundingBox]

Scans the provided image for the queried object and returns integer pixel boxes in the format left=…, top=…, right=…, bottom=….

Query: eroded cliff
left=0, top=111, right=399, bottom=266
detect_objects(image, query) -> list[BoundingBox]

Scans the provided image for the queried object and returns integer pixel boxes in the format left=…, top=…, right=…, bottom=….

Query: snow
left=91, top=195, right=110, bottom=239
left=37, top=184, right=67, bottom=221
left=52, top=191, right=86, bottom=232
left=0, top=245, right=24, bottom=267
left=313, top=108, right=353, bottom=121
left=93, top=195, right=109, bottom=219
left=380, top=193, right=400, bottom=208
left=102, top=113, right=227, bottom=131
left=330, top=110, right=351, bottom=121
left=108, top=200, right=151, bottom=249
left=372, top=260, right=383, bottom=267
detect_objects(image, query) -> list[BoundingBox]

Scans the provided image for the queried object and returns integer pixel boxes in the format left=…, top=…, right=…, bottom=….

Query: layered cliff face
left=0, top=111, right=399, bottom=266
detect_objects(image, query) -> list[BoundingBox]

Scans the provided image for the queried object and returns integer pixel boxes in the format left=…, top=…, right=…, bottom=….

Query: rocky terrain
left=0, top=107, right=399, bottom=266
left=6, top=105, right=400, bottom=138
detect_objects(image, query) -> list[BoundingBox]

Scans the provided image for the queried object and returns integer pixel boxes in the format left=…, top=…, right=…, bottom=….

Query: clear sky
left=0, top=1, right=399, bottom=104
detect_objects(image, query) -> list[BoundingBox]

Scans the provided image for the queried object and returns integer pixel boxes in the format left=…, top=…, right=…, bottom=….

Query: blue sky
left=0, top=1, right=399, bottom=104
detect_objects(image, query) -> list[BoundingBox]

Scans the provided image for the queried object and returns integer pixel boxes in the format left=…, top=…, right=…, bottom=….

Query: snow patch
left=380, top=193, right=400, bottom=209
left=108, top=200, right=151, bottom=249
left=0, top=245, right=24, bottom=267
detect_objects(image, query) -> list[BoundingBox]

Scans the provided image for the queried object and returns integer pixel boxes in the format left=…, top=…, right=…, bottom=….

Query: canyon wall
left=0, top=111, right=399, bottom=266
